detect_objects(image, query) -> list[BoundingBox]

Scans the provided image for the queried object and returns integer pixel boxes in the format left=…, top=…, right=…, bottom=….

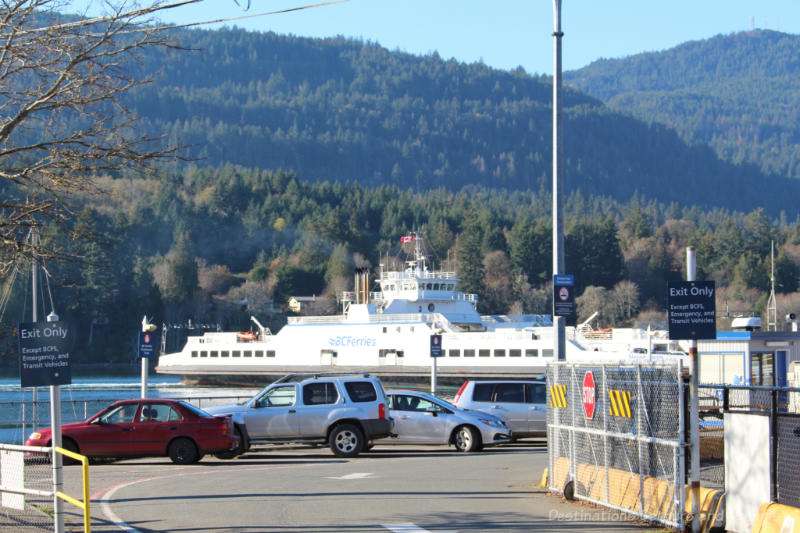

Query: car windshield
left=433, top=397, right=456, bottom=410
left=391, top=393, right=455, bottom=411
left=98, top=403, right=138, bottom=424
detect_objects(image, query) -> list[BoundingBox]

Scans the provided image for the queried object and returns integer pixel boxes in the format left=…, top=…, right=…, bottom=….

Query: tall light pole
left=552, top=0, right=566, bottom=361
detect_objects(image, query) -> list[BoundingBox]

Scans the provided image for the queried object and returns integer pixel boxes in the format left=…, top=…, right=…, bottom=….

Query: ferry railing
left=378, top=270, right=457, bottom=281
left=1, top=394, right=254, bottom=445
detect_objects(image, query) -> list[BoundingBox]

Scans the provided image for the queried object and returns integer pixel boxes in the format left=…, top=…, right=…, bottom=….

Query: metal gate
left=547, top=363, right=686, bottom=529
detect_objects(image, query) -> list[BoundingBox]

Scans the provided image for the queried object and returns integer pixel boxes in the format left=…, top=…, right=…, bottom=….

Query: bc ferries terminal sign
left=18, top=321, right=72, bottom=387
left=667, top=281, right=716, bottom=340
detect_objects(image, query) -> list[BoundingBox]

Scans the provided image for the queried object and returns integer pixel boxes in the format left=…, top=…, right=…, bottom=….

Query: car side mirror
left=425, top=406, right=438, bottom=417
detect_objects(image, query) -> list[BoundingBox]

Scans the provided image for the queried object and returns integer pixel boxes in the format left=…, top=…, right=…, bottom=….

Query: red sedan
left=25, top=399, right=239, bottom=464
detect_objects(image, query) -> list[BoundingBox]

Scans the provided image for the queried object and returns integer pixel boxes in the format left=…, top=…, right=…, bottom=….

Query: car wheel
left=60, top=438, right=80, bottom=465
left=454, top=425, right=481, bottom=452
left=168, top=437, right=198, bottom=465
left=215, top=426, right=246, bottom=459
left=329, top=424, right=364, bottom=458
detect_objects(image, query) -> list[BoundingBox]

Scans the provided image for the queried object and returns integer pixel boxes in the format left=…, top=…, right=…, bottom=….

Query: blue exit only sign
left=667, top=281, right=716, bottom=340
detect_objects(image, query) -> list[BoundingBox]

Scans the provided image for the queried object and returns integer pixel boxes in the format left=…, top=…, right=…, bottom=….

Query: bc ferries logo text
left=328, top=336, right=376, bottom=348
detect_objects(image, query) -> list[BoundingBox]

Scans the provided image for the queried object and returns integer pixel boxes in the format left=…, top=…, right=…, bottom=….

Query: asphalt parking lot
left=41, top=440, right=662, bottom=533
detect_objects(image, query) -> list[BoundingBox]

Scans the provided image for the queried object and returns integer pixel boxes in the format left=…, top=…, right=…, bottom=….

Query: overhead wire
left=153, top=0, right=350, bottom=31
left=25, top=0, right=349, bottom=35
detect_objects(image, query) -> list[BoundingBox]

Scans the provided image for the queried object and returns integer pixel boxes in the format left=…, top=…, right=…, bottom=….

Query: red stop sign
left=583, top=371, right=596, bottom=419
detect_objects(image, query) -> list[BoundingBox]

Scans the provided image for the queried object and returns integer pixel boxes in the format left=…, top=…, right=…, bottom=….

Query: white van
left=452, top=379, right=546, bottom=438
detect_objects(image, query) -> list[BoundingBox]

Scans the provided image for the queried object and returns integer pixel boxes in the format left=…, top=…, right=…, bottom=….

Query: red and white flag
left=400, top=235, right=414, bottom=243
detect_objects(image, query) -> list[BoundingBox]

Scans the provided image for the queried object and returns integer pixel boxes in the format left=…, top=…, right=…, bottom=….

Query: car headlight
left=28, top=432, right=42, bottom=440
left=480, top=418, right=505, bottom=428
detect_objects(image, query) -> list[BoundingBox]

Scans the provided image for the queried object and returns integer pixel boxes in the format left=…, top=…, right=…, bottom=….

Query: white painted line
left=101, top=480, right=147, bottom=533
left=382, top=524, right=457, bottom=533
left=95, top=462, right=323, bottom=531
left=325, top=472, right=375, bottom=479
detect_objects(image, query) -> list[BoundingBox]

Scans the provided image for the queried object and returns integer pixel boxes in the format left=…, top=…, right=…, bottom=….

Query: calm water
left=0, top=375, right=260, bottom=444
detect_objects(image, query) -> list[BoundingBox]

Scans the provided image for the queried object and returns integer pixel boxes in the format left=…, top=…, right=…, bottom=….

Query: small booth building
left=698, top=317, right=800, bottom=387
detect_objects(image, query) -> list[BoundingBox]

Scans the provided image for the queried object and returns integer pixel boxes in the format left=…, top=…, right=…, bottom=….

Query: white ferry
left=156, top=235, right=687, bottom=385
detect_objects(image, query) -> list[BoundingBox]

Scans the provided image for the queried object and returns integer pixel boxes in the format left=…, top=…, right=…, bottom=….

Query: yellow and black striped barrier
left=550, top=384, right=567, bottom=408
left=608, top=389, right=632, bottom=418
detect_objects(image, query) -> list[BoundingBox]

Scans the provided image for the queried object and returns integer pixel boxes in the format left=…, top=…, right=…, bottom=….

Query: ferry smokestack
left=354, top=267, right=370, bottom=305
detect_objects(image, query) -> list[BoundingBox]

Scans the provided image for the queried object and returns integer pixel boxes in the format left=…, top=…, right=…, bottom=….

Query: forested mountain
left=567, top=30, right=800, bottom=181
left=120, top=27, right=800, bottom=215
left=5, top=24, right=800, bottom=368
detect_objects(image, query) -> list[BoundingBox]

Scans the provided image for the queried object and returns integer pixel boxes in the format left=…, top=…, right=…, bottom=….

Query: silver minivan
left=452, top=379, right=546, bottom=438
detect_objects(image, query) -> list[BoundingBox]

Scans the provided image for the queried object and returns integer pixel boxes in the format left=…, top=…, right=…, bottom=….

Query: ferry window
left=345, top=382, right=377, bottom=402
left=200, top=351, right=208, bottom=358
left=448, top=349, right=460, bottom=357
left=191, top=351, right=198, bottom=358
left=410, top=327, right=414, bottom=332
left=426, top=283, right=432, bottom=290
left=210, top=351, right=218, bottom=358
left=433, top=283, right=439, bottom=290
left=303, top=382, right=339, bottom=405
left=397, top=351, right=404, bottom=358
left=267, top=350, right=276, bottom=358
left=479, top=349, right=490, bottom=357
left=542, top=349, right=554, bottom=358
left=221, top=351, right=229, bottom=358
left=510, top=349, right=522, bottom=357
left=243, top=350, right=253, bottom=357
left=255, top=351, right=264, bottom=357
left=464, top=349, right=475, bottom=357
left=232, top=351, right=241, bottom=358
left=525, top=349, right=538, bottom=357
left=383, top=327, right=387, bottom=333
left=494, top=349, right=506, bottom=357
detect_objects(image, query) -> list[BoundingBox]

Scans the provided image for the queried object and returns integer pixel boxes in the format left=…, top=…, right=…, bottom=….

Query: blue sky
left=83, top=1, right=800, bottom=75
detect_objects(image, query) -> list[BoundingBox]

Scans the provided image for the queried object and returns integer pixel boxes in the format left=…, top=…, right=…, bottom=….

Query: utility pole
left=552, top=0, right=566, bottom=361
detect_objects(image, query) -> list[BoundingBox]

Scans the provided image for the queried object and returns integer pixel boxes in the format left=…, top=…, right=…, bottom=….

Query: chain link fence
left=776, top=412, right=800, bottom=508
left=697, top=384, right=800, bottom=508
left=0, top=444, right=55, bottom=532
left=547, top=363, right=685, bottom=530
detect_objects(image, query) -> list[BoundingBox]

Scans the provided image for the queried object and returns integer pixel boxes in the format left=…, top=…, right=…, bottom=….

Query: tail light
left=378, top=403, right=386, bottom=419
left=218, top=417, right=231, bottom=435
left=453, top=381, right=468, bottom=403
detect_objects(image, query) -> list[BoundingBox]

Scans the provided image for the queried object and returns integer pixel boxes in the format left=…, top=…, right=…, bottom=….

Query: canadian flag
left=400, top=236, right=414, bottom=243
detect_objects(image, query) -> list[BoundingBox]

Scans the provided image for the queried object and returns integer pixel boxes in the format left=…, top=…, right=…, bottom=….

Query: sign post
left=582, top=371, right=596, bottom=419
left=668, top=248, right=717, bottom=533
left=139, top=316, right=158, bottom=399
left=18, top=318, right=70, bottom=533
left=430, top=334, right=442, bottom=395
